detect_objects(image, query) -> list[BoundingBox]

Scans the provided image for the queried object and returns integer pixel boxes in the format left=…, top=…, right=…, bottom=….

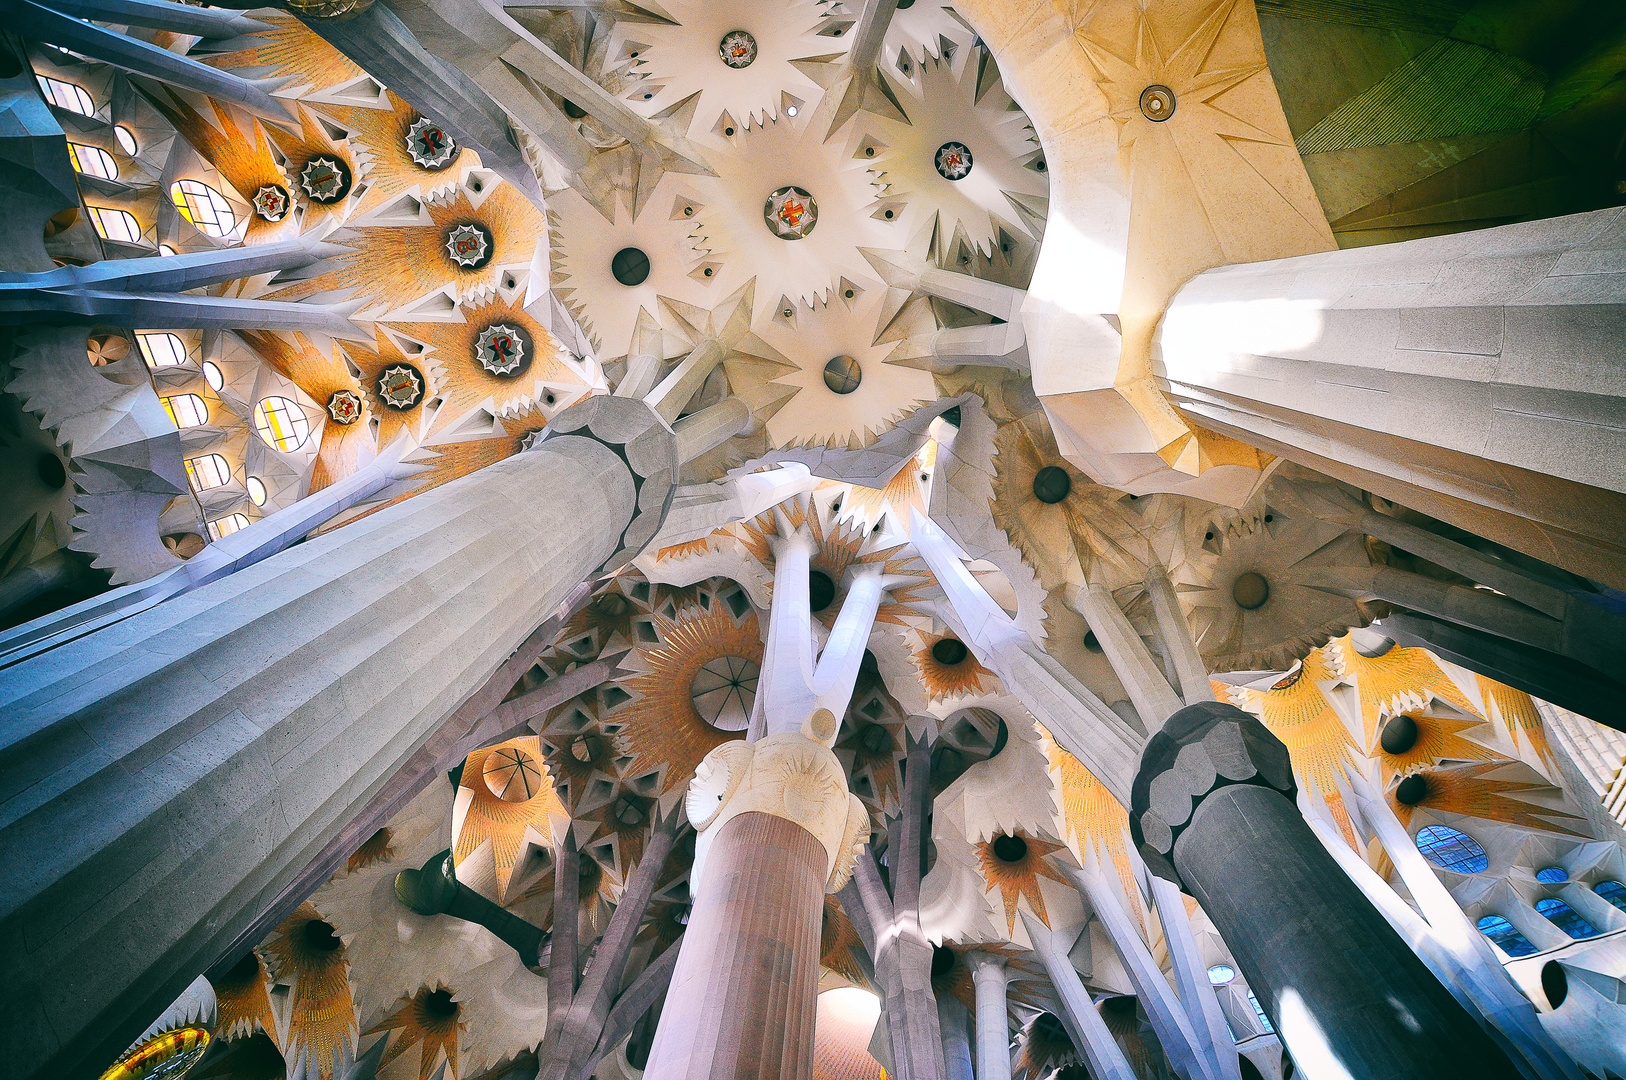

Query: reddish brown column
left=642, top=811, right=827, bottom=1080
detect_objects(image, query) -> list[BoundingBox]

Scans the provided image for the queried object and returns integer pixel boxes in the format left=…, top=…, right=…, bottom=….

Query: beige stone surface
left=956, top=0, right=1336, bottom=503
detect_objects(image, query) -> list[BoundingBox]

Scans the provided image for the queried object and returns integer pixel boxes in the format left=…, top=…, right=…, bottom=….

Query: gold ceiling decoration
left=204, top=12, right=365, bottom=92
left=1015, top=1012, right=1080, bottom=1080
left=990, top=419, right=1102, bottom=591
left=975, top=832, right=1071, bottom=934
left=453, top=736, right=569, bottom=903
left=1037, top=723, right=1142, bottom=930
left=1387, top=762, right=1587, bottom=837
left=1228, top=649, right=1359, bottom=849
left=1477, top=675, right=1559, bottom=770
left=260, top=105, right=363, bottom=226
left=366, top=985, right=465, bottom=1080
left=1326, top=635, right=1482, bottom=749
left=260, top=903, right=357, bottom=1080
left=1375, top=711, right=1497, bottom=785
left=411, top=298, right=582, bottom=430
left=346, top=827, right=396, bottom=873
left=613, top=604, right=762, bottom=794
left=310, top=93, right=478, bottom=221
left=911, top=631, right=996, bottom=703
left=730, top=494, right=933, bottom=628
left=211, top=952, right=278, bottom=1048
left=268, top=183, right=540, bottom=310
left=823, top=441, right=934, bottom=531
left=142, top=91, right=292, bottom=243
left=1099, top=996, right=1161, bottom=1079
left=820, top=895, right=868, bottom=987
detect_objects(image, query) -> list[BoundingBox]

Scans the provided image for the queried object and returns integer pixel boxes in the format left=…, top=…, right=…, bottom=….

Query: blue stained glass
left=1594, top=880, right=1626, bottom=913
left=1247, top=991, right=1273, bottom=1033
left=1414, top=825, right=1488, bottom=873
left=1536, top=898, right=1599, bottom=939
left=1476, top=915, right=1538, bottom=956
left=1535, top=866, right=1567, bottom=884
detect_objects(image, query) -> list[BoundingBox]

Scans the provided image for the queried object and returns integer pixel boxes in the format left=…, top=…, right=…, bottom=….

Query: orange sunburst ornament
left=977, top=832, right=1071, bottom=934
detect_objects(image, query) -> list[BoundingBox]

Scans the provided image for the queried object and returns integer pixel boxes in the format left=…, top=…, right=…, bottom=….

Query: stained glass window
left=1535, top=898, right=1598, bottom=940
left=161, top=394, right=208, bottom=428
left=1595, top=880, right=1626, bottom=913
left=1535, top=867, right=1567, bottom=884
left=137, top=332, right=186, bottom=369
left=37, top=75, right=94, bottom=115
left=184, top=453, right=230, bottom=491
left=1415, top=825, right=1488, bottom=874
left=67, top=142, right=117, bottom=180
left=253, top=396, right=310, bottom=452
left=88, top=206, right=141, bottom=243
left=207, top=513, right=250, bottom=541
left=1246, top=991, right=1273, bottom=1033
left=1476, top=915, right=1538, bottom=957
left=170, top=179, right=237, bottom=238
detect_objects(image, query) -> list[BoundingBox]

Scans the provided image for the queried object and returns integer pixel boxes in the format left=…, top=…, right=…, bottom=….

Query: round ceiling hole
left=483, top=745, right=543, bottom=802
left=1032, top=465, right=1071, bottom=504
left=36, top=452, right=66, bottom=490
left=1395, top=773, right=1430, bottom=806
left=611, top=247, right=651, bottom=286
left=931, top=638, right=968, bottom=666
left=1380, top=714, right=1420, bottom=755
left=1083, top=630, right=1102, bottom=653
left=1542, top=961, right=1568, bottom=1009
left=823, top=354, right=861, bottom=394
left=1232, top=571, right=1270, bottom=610
left=423, top=989, right=459, bottom=1019
left=690, top=655, right=759, bottom=732
left=1139, top=84, right=1176, bottom=122
left=931, top=944, right=956, bottom=977
left=808, top=569, right=836, bottom=612
left=992, top=833, right=1028, bottom=863
left=303, top=919, right=342, bottom=952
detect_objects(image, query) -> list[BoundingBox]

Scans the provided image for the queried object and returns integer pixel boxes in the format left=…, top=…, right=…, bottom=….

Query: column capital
left=1128, top=701, right=1296, bottom=886
left=964, top=949, right=1009, bottom=975
left=686, top=733, right=867, bottom=897
left=532, top=395, right=678, bottom=571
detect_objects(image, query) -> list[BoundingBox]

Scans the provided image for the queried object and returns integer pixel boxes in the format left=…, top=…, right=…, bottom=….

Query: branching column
left=643, top=519, right=875, bottom=1080
left=1129, top=702, right=1524, bottom=1080
left=0, top=397, right=678, bottom=1080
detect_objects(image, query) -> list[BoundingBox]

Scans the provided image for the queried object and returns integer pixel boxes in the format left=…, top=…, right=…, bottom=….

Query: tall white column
left=939, top=993, right=975, bottom=1080
left=1020, top=912, right=1138, bottom=1080
left=0, top=397, right=677, bottom=1080
left=966, top=951, right=1013, bottom=1080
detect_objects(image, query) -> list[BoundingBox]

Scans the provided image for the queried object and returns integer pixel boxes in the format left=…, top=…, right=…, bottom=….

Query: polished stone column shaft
left=642, top=812, right=826, bottom=1080
left=1131, top=702, right=1523, bottom=1080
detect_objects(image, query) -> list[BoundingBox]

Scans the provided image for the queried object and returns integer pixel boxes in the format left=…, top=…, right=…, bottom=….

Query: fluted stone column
left=641, top=812, right=827, bottom=1080
left=967, top=951, right=1013, bottom=1080
left=0, top=396, right=677, bottom=1080
left=1128, top=702, right=1523, bottom=1080
left=1159, top=207, right=1626, bottom=592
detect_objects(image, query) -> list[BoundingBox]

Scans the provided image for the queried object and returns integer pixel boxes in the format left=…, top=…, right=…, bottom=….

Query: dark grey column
left=0, top=396, right=676, bottom=1080
left=1129, top=702, right=1522, bottom=1080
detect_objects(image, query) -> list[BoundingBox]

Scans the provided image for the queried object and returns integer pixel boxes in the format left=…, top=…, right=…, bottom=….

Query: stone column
left=1158, top=207, right=1626, bottom=592
left=966, top=951, right=1012, bottom=1080
left=1128, top=702, right=1523, bottom=1080
left=1020, top=912, right=1138, bottom=1080
left=939, top=993, right=975, bottom=1080
left=0, top=396, right=677, bottom=1080
left=640, top=812, right=828, bottom=1080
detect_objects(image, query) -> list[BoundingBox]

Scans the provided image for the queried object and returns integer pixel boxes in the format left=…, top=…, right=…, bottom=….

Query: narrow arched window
left=1476, top=915, right=1538, bottom=957
left=88, top=206, right=141, bottom=243
left=202, top=361, right=224, bottom=391
left=37, top=75, right=94, bottom=116
left=207, top=513, right=249, bottom=540
left=67, top=142, right=117, bottom=180
left=1246, top=991, right=1273, bottom=1033
left=137, top=332, right=186, bottom=369
left=115, top=126, right=138, bottom=156
left=1414, top=825, right=1489, bottom=874
left=246, top=476, right=267, bottom=506
left=161, top=394, right=208, bottom=428
left=170, top=179, right=237, bottom=238
left=184, top=453, right=231, bottom=492
left=1535, top=898, right=1599, bottom=940
left=1595, top=880, right=1626, bottom=913
left=253, top=396, right=310, bottom=452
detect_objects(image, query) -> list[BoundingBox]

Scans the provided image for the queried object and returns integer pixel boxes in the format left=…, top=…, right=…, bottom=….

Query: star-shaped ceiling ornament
left=252, top=184, right=290, bottom=221
left=377, top=364, right=424, bottom=410
left=444, top=223, right=492, bottom=268
left=299, top=155, right=351, bottom=203
left=405, top=116, right=458, bottom=170
left=474, top=323, right=527, bottom=376
left=763, top=184, right=818, bottom=240
left=326, top=389, right=363, bottom=425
